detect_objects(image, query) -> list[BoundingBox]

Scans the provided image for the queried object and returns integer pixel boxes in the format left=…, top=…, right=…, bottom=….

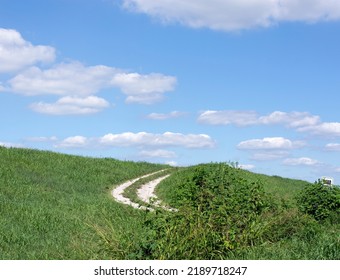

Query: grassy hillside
left=0, top=147, right=166, bottom=259
left=0, top=148, right=338, bottom=259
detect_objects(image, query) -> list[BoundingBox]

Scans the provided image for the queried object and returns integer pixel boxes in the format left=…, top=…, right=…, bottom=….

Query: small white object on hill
left=320, top=176, right=334, bottom=186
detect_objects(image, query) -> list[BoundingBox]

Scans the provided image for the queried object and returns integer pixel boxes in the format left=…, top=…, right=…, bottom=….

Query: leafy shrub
left=296, top=181, right=340, bottom=221
left=142, top=163, right=277, bottom=259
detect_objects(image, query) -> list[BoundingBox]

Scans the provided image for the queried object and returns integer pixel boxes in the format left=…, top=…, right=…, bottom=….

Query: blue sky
left=1, top=0, right=340, bottom=183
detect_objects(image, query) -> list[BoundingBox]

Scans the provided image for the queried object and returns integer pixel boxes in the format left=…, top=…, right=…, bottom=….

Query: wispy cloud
left=325, top=143, right=340, bottom=151
left=199, top=110, right=340, bottom=138
left=54, top=132, right=215, bottom=150
left=138, top=149, right=177, bottom=158
left=250, top=151, right=290, bottom=161
left=198, top=110, right=319, bottom=128
left=146, top=111, right=186, bottom=120
left=25, top=136, right=58, bottom=142
left=123, top=0, right=340, bottom=31
left=283, top=157, right=321, bottom=166
left=198, top=110, right=259, bottom=126
left=99, top=132, right=215, bottom=149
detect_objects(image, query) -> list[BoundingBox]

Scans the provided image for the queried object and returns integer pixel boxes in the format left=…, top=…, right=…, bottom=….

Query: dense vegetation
left=149, top=164, right=340, bottom=259
left=0, top=147, right=339, bottom=259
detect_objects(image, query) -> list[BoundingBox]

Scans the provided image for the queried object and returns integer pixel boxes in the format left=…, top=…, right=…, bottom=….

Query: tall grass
left=0, top=147, right=165, bottom=259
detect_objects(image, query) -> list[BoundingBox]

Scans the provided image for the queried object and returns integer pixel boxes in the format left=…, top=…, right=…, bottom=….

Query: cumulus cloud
left=1, top=29, right=177, bottom=112
left=0, top=28, right=55, bottom=73
left=283, top=157, right=320, bottom=166
left=111, top=73, right=177, bottom=104
left=9, top=62, right=117, bottom=96
left=6, top=61, right=176, bottom=107
left=138, top=149, right=177, bottom=158
left=30, top=96, right=110, bottom=115
left=146, top=111, right=186, bottom=120
left=99, top=132, right=215, bottom=148
left=237, top=137, right=305, bottom=150
left=122, top=0, right=340, bottom=31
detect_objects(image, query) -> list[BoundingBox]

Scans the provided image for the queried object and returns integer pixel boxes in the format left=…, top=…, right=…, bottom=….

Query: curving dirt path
left=111, top=170, right=173, bottom=211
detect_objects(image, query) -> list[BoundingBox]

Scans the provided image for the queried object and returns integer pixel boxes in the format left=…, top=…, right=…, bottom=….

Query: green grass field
left=0, top=147, right=339, bottom=259
left=0, top=147, right=166, bottom=259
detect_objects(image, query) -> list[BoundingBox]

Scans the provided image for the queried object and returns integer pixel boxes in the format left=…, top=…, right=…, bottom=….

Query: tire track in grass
left=137, top=174, right=177, bottom=212
left=111, top=170, right=174, bottom=211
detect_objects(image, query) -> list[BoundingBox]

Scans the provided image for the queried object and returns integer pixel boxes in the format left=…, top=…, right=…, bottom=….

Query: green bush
left=296, top=182, right=340, bottom=221
left=142, top=163, right=277, bottom=259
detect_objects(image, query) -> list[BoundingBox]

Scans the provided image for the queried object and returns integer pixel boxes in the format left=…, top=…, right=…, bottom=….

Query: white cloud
left=297, top=122, right=340, bottom=137
left=283, top=157, right=320, bottom=166
left=138, top=149, right=177, bottom=158
left=0, top=28, right=55, bottom=73
left=99, top=132, right=215, bottom=148
left=54, top=132, right=214, bottom=150
left=325, top=143, right=340, bottom=151
left=198, top=110, right=320, bottom=128
left=111, top=72, right=177, bottom=104
left=198, top=110, right=258, bottom=126
left=258, top=111, right=320, bottom=128
left=6, top=61, right=176, bottom=106
left=1, top=29, right=177, bottom=108
left=146, top=111, right=185, bottom=120
left=9, top=62, right=117, bottom=96
left=199, top=110, right=340, bottom=138
left=55, top=136, right=89, bottom=148
left=123, top=0, right=340, bottom=31
left=30, top=96, right=110, bottom=115
left=237, top=137, right=305, bottom=150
